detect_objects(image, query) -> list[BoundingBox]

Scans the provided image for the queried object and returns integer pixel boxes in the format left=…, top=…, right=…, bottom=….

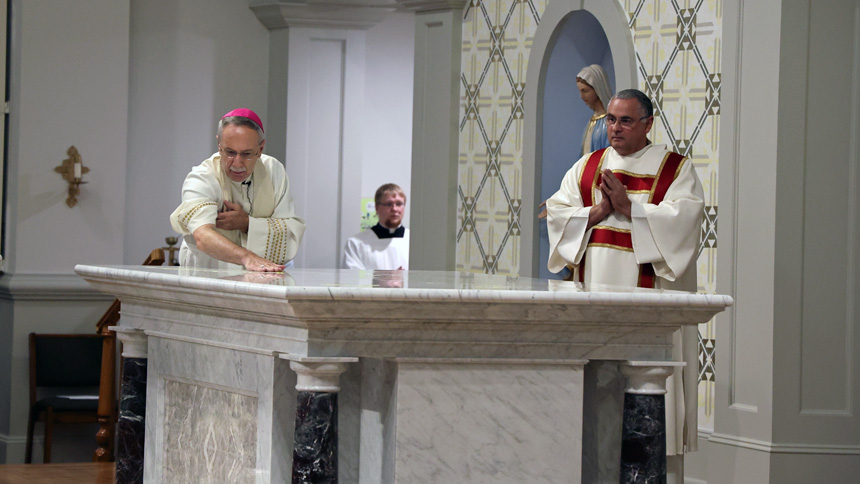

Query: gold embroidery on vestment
left=592, top=225, right=630, bottom=234
left=586, top=242, right=635, bottom=253
left=611, top=169, right=652, bottom=179
left=180, top=202, right=217, bottom=231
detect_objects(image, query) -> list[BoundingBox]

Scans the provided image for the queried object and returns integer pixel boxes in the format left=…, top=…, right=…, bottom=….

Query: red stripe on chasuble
left=650, top=152, right=686, bottom=204
left=577, top=149, right=607, bottom=283
left=639, top=264, right=656, bottom=289
left=584, top=229, right=656, bottom=287
left=579, top=149, right=607, bottom=207
left=613, top=173, right=653, bottom=192
left=589, top=228, right=633, bottom=250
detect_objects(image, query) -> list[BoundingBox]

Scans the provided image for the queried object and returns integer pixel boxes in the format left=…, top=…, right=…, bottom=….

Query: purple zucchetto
left=221, top=108, right=264, bottom=133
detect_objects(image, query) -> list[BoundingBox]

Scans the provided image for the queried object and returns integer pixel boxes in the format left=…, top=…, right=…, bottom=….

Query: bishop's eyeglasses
left=220, top=145, right=259, bottom=161
left=604, top=115, right=649, bottom=129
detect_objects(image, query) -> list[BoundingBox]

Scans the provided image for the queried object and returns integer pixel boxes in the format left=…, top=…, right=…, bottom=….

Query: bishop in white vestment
left=170, top=109, right=306, bottom=272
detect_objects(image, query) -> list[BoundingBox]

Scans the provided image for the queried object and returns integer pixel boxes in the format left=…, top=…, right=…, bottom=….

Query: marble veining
left=621, top=394, right=667, bottom=484
left=292, top=392, right=338, bottom=483
left=116, top=357, right=146, bottom=484
left=394, top=361, right=585, bottom=484
left=163, top=379, right=258, bottom=483
left=145, top=336, right=283, bottom=484
left=354, top=358, right=398, bottom=483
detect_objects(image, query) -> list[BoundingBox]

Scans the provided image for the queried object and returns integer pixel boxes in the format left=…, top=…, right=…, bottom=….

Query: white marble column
left=397, top=0, right=467, bottom=270
left=253, top=2, right=394, bottom=269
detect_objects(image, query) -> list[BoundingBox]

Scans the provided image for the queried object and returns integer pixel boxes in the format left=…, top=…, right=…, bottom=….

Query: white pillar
left=398, top=0, right=467, bottom=270
left=711, top=0, right=860, bottom=481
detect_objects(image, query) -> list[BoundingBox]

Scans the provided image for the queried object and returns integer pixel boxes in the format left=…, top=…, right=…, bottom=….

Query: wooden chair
left=25, top=333, right=105, bottom=463
left=92, top=248, right=166, bottom=462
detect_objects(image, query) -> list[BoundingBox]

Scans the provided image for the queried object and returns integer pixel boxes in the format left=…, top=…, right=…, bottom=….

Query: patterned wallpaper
left=456, top=0, right=721, bottom=428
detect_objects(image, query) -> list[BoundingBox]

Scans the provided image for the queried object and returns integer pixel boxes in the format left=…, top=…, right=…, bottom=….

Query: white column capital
left=110, top=326, right=148, bottom=358
left=620, top=361, right=685, bottom=395
left=284, top=356, right=358, bottom=393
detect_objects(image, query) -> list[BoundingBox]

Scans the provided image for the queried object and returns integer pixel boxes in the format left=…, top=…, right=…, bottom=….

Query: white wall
left=5, top=0, right=130, bottom=274
left=1, top=1, right=416, bottom=461
left=285, top=26, right=366, bottom=269
left=0, top=0, right=131, bottom=462
left=124, top=0, right=271, bottom=264
left=0, top=0, right=272, bottom=463
left=360, top=12, right=414, bottom=228
left=282, top=12, right=415, bottom=268
left=408, top=8, right=463, bottom=271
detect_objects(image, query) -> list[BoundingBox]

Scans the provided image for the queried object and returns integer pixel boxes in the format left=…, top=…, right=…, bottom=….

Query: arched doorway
left=538, top=10, right=613, bottom=280
left=520, top=0, right=636, bottom=278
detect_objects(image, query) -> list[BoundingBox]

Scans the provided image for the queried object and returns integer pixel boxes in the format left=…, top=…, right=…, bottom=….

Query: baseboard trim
left=0, top=431, right=28, bottom=445
left=709, top=432, right=860, bottom=455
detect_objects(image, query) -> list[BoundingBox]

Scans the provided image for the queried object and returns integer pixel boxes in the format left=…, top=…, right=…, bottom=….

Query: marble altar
left=74, top=265, right=732, bottom=484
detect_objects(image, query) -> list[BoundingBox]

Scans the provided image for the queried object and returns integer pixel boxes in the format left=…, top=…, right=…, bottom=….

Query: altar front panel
left=393, top=359, right=585, bottom=483
left=145, top=336, right=296, bottom=484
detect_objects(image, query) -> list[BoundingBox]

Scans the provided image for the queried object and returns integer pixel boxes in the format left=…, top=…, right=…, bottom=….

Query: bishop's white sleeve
left=630, top=158, right=704, bottom=281
left=169, top=166, right=222, bottom=236
left=545, top=155, right=594, bottom=273
left=244, top=161, right=306, bottom=265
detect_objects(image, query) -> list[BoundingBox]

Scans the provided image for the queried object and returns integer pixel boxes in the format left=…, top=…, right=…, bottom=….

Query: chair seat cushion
left=34, top=396, right=99, bottom=413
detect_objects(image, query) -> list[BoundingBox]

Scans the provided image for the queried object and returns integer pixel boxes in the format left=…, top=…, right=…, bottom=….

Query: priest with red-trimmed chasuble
left=546, top=89, right=705, bottom=460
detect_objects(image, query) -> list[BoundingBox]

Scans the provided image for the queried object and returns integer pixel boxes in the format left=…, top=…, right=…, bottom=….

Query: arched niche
left=520, top=0, right=636, bottom=278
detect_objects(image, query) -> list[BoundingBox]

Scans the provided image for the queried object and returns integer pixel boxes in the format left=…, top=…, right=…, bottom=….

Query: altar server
left=342, top=183, right=409, bottom=270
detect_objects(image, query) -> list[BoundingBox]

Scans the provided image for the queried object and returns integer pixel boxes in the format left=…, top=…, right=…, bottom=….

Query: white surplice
left=342, top=226, right=410, bottom=270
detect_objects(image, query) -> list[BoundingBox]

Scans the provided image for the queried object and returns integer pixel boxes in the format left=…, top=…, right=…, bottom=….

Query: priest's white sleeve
left=630, top=158, right=704, bottom=281
left=546, top=156, right=593, bottom=273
